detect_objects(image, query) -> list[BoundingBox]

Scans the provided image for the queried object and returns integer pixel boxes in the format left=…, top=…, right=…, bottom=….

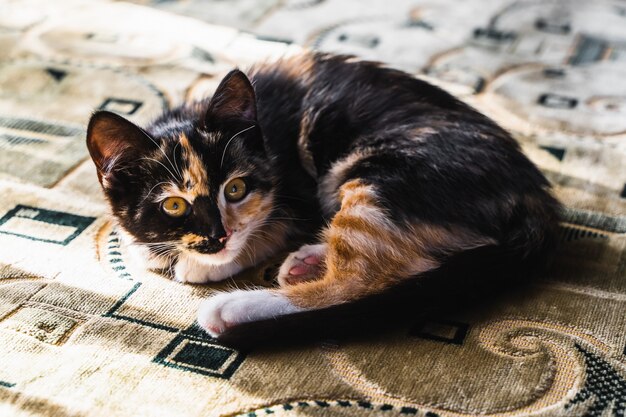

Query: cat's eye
left=224, top=178, right=248, bottom=202
left=161, top=197, right=190, bottom=218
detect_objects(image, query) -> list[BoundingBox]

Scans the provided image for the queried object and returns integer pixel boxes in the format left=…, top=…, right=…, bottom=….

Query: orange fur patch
left=181, top=233, right=205, bottom=246
left=253, top=53, right=315, bottom=84
left=297, top=108, right=317, bottom=178
left=281, top=180, right=494, bottom=309
left=411, top=126, right=437, bottom=137
left=238, top=194, right=271, bottom=220
left=179, top=133, right=209, bottom=198
left=283, top=53, right=315, bottom=81
left=219, top=188, right=290, bottom=267
left=318, top=151, right=374, bottom=215
left=221, top=192, right=273, bottom=231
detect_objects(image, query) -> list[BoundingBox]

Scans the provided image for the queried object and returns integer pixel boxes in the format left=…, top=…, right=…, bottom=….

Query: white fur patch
left=118, top=228, right=170, bottom=270
left=174, top=253, right=243, bottom=283
left=197, top=289, right=303, bottom=337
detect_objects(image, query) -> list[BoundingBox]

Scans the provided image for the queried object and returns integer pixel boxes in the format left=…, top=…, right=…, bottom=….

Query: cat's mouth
left=180, top=227, right=238, bottom=258
left=180, top=243, right=230, bottom=267
left=185, top=237, right=228, bottom=255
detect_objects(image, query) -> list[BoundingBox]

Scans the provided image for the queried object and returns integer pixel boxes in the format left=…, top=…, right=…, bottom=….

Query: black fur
left=253, top=54, right=560, bottom=271
left=87, top=52, right=560, bottom=279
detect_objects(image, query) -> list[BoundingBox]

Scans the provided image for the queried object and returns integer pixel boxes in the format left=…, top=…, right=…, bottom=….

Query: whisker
left=172, top=141, right=183, bottom=180
left=137, top=129, right=182, bottom=181
left=141, top=181, right=170, bottom=203
left=141, top=157, right=182, bottom=183
left=138, top=240, right=179, bottom=245
left=220, top=125, right=256, bottom=168
left=148, top=246, right=178, bottom=257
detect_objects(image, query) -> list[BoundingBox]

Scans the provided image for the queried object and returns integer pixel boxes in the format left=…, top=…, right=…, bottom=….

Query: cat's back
left=250, top=53, right=526, bottom=180
left=250, top=52, right=471, bottom=130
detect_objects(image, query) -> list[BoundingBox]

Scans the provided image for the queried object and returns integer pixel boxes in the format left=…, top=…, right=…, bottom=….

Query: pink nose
left=220, top=228, right=232, bottom=243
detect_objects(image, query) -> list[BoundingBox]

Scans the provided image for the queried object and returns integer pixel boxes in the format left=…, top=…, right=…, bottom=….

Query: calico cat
left=86, top=52, right=560, bottom=337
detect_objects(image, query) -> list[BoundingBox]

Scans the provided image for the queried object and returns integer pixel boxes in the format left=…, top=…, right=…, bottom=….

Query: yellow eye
left=161, top=197, right=190, bottom=218
left=224, top=178, right=247, bottom=202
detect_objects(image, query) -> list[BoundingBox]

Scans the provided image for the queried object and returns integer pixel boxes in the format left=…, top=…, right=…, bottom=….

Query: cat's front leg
left=174, top=254, right=243, bottom=283
left=197, top=289, right=302, bottom=337
left=196, top=245, right=325, bottom=336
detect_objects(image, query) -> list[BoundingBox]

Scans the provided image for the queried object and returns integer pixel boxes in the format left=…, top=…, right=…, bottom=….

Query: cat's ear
left=205, top=69, right=257, bottom=128
left=86, top=111, right=155, bottom=184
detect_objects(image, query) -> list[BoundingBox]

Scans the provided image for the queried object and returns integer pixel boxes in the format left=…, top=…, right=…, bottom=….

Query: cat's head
left=86, top=69, right=277, bottom=267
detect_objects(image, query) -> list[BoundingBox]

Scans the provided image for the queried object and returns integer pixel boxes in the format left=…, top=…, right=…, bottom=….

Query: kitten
left=86, top=52, right=560, bottom=337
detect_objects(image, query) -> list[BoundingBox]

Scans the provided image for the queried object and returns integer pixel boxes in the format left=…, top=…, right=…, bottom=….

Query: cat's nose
left=209, top=222, right=227, bottom=241
left=192, top=198, right=227, bottom=241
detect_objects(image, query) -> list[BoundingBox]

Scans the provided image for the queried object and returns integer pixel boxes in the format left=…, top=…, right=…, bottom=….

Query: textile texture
left=0, top=0, right=625, bottom=416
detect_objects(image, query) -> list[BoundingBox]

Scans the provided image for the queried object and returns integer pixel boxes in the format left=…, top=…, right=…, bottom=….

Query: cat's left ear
left=86, top=111, right=156, bottom=185
left=205, top=69, right=257, bottom=128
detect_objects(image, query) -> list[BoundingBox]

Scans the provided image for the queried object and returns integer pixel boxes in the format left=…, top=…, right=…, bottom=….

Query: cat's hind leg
left=278, top=179, right=449, bottom=309
left=198, top=179, right=492, bottom=336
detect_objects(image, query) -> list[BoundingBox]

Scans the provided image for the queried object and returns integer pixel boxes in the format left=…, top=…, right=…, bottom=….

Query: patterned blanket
left=0, top=0, right=625, bottom=416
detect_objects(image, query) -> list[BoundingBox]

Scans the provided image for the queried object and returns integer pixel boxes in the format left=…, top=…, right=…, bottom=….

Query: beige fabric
left=0, top=0, right=625, bottom=416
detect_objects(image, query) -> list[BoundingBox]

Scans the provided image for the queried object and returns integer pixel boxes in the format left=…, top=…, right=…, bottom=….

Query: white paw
left=174, top=254, right=243, bottom=284
left=197, top=289, right=302, bottom=337
left=173, top=256, right=203, bottom=283
left=277, top=244, right=327, bottom=287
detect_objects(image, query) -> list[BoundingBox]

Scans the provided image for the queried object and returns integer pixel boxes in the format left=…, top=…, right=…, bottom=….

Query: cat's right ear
left=86, top=111, right=155, bottom=185
left=204, top=69, right=257, bottom=129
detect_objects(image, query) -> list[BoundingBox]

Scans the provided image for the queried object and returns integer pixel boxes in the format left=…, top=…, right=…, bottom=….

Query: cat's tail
left=399, top=190, right=563, bottom=308
left=391, top=194, right=562, bottom=315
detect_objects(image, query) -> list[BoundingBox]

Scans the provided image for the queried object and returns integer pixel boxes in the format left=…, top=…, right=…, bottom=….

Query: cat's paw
left=173, top=257, right=204, bottom=283
left=197, top=289, right=302, bottom=337
left=277, top=244, right=327, bottom=287
left=173, top=254, right=242, bottom=284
